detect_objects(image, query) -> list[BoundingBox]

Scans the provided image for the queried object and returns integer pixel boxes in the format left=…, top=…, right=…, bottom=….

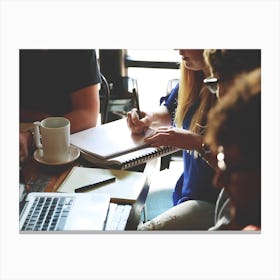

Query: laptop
left=19, top=192, right=111, bottom=232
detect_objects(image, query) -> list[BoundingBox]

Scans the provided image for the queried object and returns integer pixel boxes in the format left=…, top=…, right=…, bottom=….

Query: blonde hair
left=175, top=61, right=217, bottom=134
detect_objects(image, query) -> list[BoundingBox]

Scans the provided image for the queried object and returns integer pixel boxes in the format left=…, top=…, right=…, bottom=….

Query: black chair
left=107, top=76, right=139, bottom=122
left=99, top=73, right=110, bottom=124
left=166, top=78, right=179, bottom=95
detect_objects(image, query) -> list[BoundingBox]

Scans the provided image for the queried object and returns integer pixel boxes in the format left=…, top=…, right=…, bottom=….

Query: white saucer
left=33, top=146, right=80, bottom=166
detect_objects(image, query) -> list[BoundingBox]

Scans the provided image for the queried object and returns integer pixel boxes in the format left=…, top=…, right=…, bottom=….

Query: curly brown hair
left=204, top=68, right=261, bottom=164
left=204, top=49, right=261, bottom=81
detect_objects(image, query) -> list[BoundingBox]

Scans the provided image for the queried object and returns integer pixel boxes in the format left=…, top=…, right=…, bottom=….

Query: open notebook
left=70, top=118, right=180, bottom=169
left=19, top=192, right=110, bottom=231
left=57, top=166, right=147, bottom=204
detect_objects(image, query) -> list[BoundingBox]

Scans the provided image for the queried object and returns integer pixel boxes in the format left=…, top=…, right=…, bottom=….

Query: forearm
left=144, top=126, right=217, bottom=170
left=148, top=105, right=172, bottom=129
left=20, top=130, right=34, bottom=163
left=67, top=84, right=100, bottom=133
left=21, top=108, right=98, bottom=134
left=64, top=109, right=99, bottom=134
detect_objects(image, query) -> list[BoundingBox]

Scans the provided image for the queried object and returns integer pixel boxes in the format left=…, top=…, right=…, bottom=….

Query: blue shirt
left=162, top=84, right=219, bottom=205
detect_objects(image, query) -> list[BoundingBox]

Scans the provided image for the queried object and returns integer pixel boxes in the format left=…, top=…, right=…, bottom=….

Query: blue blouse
left=162, top=84, right=219, bottom=205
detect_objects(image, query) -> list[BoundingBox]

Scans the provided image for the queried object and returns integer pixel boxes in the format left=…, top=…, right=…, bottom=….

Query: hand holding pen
left=132, top=88, right=142, bottom=119
left=126, top=89, right=152, bottom=135
left=127, top=109, right=149, bottom=135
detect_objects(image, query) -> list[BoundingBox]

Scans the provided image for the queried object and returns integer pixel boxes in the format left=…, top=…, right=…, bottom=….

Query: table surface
left=20, top=154, right=158, bottom=230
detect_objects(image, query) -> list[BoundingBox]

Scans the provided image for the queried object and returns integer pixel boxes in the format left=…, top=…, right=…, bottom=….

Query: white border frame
left=1, top=1, right=279, bottom=279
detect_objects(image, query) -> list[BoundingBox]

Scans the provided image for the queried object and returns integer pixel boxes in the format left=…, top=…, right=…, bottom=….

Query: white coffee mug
left=33, top=117, right=70, bottom=163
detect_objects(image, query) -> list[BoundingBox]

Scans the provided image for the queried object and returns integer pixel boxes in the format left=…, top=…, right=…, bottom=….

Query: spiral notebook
left=70, top=118, right=180, bottom=169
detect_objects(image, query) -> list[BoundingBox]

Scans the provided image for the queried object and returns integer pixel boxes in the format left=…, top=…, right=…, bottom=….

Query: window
left=126, top=50, right=180, bottom=110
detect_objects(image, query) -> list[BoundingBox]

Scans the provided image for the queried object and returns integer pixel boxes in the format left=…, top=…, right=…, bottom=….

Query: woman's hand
left=144, top=126, right=203, bottom=150
left=126, top=108, right=152, bottom=135
left=20, top=131, right=32, bottom=163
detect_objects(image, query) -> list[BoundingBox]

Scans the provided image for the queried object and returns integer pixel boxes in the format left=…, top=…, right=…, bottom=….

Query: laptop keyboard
left=21, top=196, right=74, bottom=231
left=105, top=203, right=132, bottom=230
left=21, top=196, right=132, bottom=231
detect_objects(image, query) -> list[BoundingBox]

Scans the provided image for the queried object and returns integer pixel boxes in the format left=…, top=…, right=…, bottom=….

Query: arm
left=20, top=84, right=100, bottom=134
left=64, top=84, right=100, bottom=133
left=144, top=126, right=219, bottom=169
left=127, top=105, right=172, bottom=135
left=20, top=131, right=33, bottom=163
left=20, top=83, right=100, bottom=162
left=144, top=127, right=203, bottom=150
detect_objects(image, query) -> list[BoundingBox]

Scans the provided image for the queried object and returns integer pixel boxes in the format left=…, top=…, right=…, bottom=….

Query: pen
left=132, top=88, right=142, bottom=119
left=74, top=177, right=116, bottom=193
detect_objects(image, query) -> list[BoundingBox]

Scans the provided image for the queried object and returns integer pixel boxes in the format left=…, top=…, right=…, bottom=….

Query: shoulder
left=162, top=83, right=179, bottom=104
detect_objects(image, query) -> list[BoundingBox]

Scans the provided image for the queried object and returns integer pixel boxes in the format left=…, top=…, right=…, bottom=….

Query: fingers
left=127, top=108, right=147, bottom=135
left=151, top=126, right=173, bottom=133
left=127, top=109, right=138, bottom=127
left=144, top=131, right=169, bottom=147
left=144, top=126, right=175, bottom=147
left=130, top=108, right=142, bottom=123
left=19, top=131, right=31, bottom=163
left=145, top=126, right=172, bottom=139
left=20, top=143, right=29, bottom=163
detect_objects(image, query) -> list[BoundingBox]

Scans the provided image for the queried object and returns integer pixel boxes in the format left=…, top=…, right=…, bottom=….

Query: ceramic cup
left=33, top=117, right=70, bottom=163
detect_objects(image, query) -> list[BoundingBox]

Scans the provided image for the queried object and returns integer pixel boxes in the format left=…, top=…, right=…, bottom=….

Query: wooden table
left=20, top=154, right=158, bottom=230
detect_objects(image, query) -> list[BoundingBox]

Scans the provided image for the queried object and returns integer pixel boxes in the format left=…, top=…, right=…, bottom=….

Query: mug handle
left=33, top=121, right=42, bottom=149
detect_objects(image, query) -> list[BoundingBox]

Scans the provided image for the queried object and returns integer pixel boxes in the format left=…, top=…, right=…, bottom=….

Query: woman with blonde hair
left=127, top=50, right=219, bottom=230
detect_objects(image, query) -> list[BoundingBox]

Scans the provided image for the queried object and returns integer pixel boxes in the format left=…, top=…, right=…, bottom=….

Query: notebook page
left=57, top=166, right=147, bottom=204
left=70, top=118, right=154, bottom=160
